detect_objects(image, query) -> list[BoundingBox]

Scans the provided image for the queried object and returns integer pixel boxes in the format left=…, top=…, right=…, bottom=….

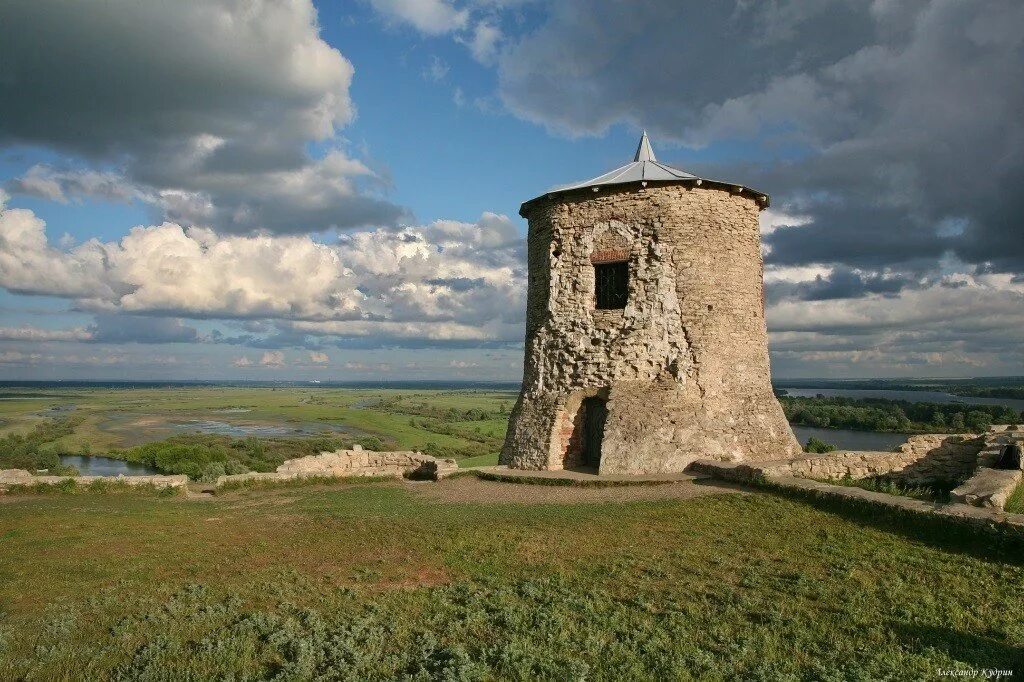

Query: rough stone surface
left=694, top=426, right=1023, bottom=512
left=777, top=434, right=984, bottom=483
left=217, top=449, right=458, bottom=487
left=690, top=459, right=1024, bottom=534
left=502, top=183, right=799, bottom=475
left=951, top=468, right=1022, bottom=509
left=0, top=469, right=187, bottom=491
left=976, top=427, right=1024, bottom=468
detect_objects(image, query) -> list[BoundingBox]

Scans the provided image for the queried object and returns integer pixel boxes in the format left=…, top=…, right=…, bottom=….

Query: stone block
left=950, top=468, right=1022, bottom=509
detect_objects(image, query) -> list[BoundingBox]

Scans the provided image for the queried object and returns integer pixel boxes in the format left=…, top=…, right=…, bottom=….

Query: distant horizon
left=2, top=376, right=1022, bottom=387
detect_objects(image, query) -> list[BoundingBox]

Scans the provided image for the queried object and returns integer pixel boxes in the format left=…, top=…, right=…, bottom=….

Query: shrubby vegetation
left=110, top=434, right=387, bottom=481
left=781, top=396, right=1021, bottom=433
left=375, top=396, right=507, bottom=422
left=803, top=437, right=836, bottom=454
left=0, top=417, right=81, bottom=474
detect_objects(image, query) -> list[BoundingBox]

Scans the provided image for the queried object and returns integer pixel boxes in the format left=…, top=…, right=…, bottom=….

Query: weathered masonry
left=500, top=133, right=800, bottom=474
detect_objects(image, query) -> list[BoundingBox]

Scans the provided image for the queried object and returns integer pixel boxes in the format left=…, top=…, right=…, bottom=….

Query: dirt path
left=409, top=476, right=746, bottom=505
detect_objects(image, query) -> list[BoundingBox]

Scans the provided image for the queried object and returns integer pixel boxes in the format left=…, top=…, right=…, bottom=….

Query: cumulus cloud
left=464, top=22, right=502, bottom=63
left=232, top=357, right=253, bottom=368
left=308, top=351, right=330, bottom=364
left=0, top=326, right=93, bottom=342
left=765, top=269, right=1024, bottom=377
left=0, top=0, right=404, bottom=233
left=369, top=0, right=469, bottom=34
left=0, top=198, right=524, bottom=346
left=366, top=0, right=502, bottom=67
left=260, top=351, right=286, bottom=368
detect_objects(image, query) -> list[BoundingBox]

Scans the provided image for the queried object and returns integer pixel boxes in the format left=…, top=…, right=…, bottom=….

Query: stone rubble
left=217, top=445, right=458, bottom=487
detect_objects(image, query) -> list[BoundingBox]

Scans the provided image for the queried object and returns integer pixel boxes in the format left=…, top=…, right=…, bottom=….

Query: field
left=2, top=386, right=1023, bottom=677
left=0, top=386, right=515, bottom=474
left=1, top=478, right=1022, bottom=678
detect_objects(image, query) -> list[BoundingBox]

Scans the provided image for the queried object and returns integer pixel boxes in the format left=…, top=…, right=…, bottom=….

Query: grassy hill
left=1, top=479, right=1021, bottom=678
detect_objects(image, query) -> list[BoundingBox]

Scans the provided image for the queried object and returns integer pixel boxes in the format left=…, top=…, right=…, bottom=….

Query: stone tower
left=500, top=133, right=800, bottom=474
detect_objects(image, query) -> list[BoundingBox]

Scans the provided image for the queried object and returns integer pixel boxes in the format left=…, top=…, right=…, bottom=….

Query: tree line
left=780, top=396, right=1021, bottom=433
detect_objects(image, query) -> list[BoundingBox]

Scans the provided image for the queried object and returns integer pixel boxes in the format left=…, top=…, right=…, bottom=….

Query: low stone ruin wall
left=693, top=426, right=1024, bottom=512
left=217, top=446, right=458, bottom=487
left=757, top=434, right=984, bottom=484
left=951, top=468, right=1021, bottom=509
left=688, top=459, right=1024, bottom=535
left=950, top=426, right=1023, bottom=508
left=0, top=468, right=187, bottom=491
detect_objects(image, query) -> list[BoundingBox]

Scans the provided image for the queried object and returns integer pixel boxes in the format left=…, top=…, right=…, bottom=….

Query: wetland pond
left=169, top=419, right=366, bottom=438
left=58, top=455, right=161, bottom=476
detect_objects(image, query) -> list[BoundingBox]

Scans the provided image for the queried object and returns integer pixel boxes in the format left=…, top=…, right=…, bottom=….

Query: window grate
left=594, top=261, right=629, bottom=309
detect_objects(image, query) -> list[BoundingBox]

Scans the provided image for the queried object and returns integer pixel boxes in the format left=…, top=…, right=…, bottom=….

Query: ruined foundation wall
left=217, top=447, right=458, bottom=486
left=774, top=434, right=985, bottom=483
left=501, top=184, right=800, bottom=473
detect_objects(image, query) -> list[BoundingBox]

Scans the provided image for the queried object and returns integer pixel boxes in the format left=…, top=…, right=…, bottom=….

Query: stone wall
left=0, top=468, right=187, bottom=491
left=690, top=459, right=1024, bottom=535
left=217, top=446, right=458, bottom=486
left=774, top=434, right=984, bottom=484
left=950, top=426, right=1023, bottom=509
left=502, top=183, right=799, bottom=474
left=745, top=434, right=984, bottom=484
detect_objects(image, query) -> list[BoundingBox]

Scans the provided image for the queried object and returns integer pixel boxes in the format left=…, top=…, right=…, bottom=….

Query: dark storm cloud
left=498, top=0, right=1024, bottom=274
left=0, top=0, right=405, bottom=233
left=88, top=315, right=198, bottom=345
left=767, top=267, right=916, bottom=303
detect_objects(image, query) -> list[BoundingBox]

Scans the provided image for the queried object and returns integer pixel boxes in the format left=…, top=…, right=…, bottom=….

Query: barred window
left=594, top=261, right=629, bottom=309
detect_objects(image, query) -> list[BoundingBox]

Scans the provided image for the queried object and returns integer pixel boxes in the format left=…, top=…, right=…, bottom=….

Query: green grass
left=1007, top=482, right=1024, bottom=514
left=2, top=478, right=183, bottom=497
left=0, top=482, right=1022, bottom=678
left=822, top=475, right=958, bottom=503
left=453, top=452, right=499, bottom=468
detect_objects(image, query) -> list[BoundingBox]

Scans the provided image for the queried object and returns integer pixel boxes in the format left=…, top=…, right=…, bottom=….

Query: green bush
left=0, top=418, right=80, bottom=474
left=804, top=437, right=836, bottom=454
left=108, top=434, right=356, bottom=480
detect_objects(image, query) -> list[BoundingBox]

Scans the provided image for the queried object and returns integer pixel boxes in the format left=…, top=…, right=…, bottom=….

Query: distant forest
left=779, top=395, right=1022, bottom=434
left=774, top=377, right=1024, bottom=400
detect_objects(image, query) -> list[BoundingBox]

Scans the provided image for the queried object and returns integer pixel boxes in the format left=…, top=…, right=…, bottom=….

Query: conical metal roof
left=520, top=132, right=769, bottom=216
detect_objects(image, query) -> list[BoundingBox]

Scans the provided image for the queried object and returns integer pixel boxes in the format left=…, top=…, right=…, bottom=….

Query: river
left=790, top=426, right=910, bottom=452
left=58, top=455, right=161, bottom=476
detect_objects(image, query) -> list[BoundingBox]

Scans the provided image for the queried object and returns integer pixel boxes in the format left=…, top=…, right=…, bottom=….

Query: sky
left=0, top=0, right=1022, bottom=381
